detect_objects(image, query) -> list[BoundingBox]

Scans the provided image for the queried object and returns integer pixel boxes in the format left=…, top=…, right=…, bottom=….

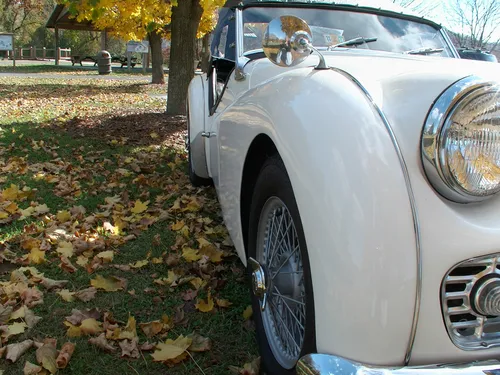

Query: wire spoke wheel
left=256, top=197, right=306, bottom=369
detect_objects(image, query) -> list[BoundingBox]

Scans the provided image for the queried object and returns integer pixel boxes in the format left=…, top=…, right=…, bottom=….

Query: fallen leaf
left=5, top=340, right=33, bottom=362
left=96, top=250, right=114, bottom=263
left=199, top=245, right=223, bottom=263
left=195, top=290, right=214, bottom=313
left=75, top=287, right=97, bottom=302
left=131, top=200, right=148, bottom=214
left=34, top=204, right=49, bottom=215
left=56, top=210, right=71, bottom=223
left=171, top=220, right=185, bottom=231
left=57, top=289, right=75, bottom=302
left=56, top=241, right=73, bottom=258
left=80, top=318, right=103, bottom=335
left=90, top=275, right=126, bottom=292
left=64, top=322, right=81, bottom=337
left=139, top=320, right=164, bottom=338
left=59, top=256, right=77, bottom=273
left=243, top=306, right=253, bottom=320
left=88, top=333, right=116, bottom=352
left=190, top=277, right=206, bottom=290
left=40, top=277, right=68, bottom=290
left=129, top=259, right=148, bottom=268
left=119, top=338, right=140, bottom=358
left=0, top=305, right=13, bottom=324
left=216, top=299, right=233, bottom=308
left=2, top=184, right=19, bottom=201
left=23, top=360, right=42, bottom=375
left=55, top=342, right=75, bottom=369
left=140, top=342, right=155, bottom=351
left=28, top=248, right=46, bottom=264
left=182, top=247, right=201, bottom=262
left=65, top=308, right=100, bottom=325
left=151, top=335, right=192, bottom=363
left=36, top=340, right=57, bottom=374
left=21, top=287, right=44, bottom=308
left=187, top=333, right=212, bottom=352
left=2, top=321, right=27, bottom=339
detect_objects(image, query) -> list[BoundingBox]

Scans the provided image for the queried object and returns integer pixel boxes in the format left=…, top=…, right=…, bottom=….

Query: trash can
left=97, top=50, right=112, bottom=75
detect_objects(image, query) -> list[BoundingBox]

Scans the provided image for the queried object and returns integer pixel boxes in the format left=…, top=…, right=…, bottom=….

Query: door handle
left=202, top=132, right=216, bottom=138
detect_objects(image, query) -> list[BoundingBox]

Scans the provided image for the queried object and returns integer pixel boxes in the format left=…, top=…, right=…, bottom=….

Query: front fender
left=218, top=68, right=417, bottom=366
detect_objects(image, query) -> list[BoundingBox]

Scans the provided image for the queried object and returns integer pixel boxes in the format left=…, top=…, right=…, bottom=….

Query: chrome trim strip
left=331, top=68, right=421, bottom=365
left=235, top=8, right=250, bottom=81
left=296, top=353, right=500, bottom=375
left=440, top=28, right=460, bottom=59
left=421, top=76, right=496, bottom=203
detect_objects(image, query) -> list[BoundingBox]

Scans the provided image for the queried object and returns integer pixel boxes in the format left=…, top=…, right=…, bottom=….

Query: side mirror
left=262, top=15, right=313, bottom=67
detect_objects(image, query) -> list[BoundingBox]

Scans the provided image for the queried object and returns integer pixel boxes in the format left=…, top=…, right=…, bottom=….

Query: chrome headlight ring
left=422, top=76, right=500, bottom=203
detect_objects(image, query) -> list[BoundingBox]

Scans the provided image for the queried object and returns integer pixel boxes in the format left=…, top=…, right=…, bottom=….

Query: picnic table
left=112, top=56, right=138, bottom=68
left=71, top=55, right=97, bottom=66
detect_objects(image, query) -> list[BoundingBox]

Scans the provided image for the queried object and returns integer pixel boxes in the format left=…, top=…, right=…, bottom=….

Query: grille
left=442, top=254, right=500, bottom=350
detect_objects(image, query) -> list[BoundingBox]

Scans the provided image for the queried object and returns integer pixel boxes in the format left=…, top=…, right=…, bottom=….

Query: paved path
left=0, top=72, right=151, bottom=81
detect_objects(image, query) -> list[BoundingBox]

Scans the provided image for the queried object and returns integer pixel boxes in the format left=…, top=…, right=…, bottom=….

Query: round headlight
left=422, top=77, right=500, bottom=203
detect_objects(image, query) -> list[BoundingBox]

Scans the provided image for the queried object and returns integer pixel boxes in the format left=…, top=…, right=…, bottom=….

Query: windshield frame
left=232, top=3, right=459, bottom=80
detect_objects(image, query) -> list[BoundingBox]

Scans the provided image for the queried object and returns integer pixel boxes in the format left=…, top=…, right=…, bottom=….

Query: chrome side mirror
left=262, top=15, right=313, bottom=67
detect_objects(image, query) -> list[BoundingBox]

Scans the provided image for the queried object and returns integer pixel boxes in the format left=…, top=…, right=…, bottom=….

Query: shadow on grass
left=0, top=82, right=155, bottom=100
left=0, top=64, right=165, bottom=75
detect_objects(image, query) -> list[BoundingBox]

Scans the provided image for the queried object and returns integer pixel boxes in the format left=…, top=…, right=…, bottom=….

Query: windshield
left=243, top=6, right=455, bottom=57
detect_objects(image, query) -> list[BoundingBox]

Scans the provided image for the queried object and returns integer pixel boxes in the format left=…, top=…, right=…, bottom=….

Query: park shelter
left=46, top=4, right=108, bottom=65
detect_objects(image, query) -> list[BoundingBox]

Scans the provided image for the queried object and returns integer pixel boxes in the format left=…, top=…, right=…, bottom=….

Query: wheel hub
left=249, top=257, right=268, bottom=311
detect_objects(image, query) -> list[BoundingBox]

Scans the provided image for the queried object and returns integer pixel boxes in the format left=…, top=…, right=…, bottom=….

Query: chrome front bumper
left=297, top=354, right=500, bottom=375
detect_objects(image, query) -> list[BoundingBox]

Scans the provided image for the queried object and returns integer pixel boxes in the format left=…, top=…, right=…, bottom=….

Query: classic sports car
left=186, top=0, right=500, bottom=374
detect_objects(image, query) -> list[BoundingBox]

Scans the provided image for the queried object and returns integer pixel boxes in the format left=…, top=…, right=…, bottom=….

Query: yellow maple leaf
left=90, top=275, right=125, bottom=292
left=182, top=247, right=201, bottom=262
left=190, top=277, right=206, bottom=290
left=139, top=320, right=164, bottom=338
left=151, top=335, right=192, bottom=362
left=150, top=132, right=159, bottom=139
left=76, top=255, right=89, bottom=267
left=56, top=210, right=72, bottom=223
left=64, top=322, right=82, bottom=337
left=96, top=250, right=114, bottom=263
left=2, top=321, right=27, bottom=339
left=28, top=248, right=46, bottom=264
left=80, top=318, right=103, bottom=335
left=131, top=200, right=148, bottom=214
left=216, top=299, right=232, bottom=308
left=243, top=306, right=253, bottom=320
left=171, top=220, right=185, bottom=231
left=57, top=289, right=75, bottom=302
left=0, top=211, right=8, bottom=219
left=199, top=245, right=223, bottom=263
left=195, top=290, right=214, bottom=313
left=129, top=259, right=148, bottom=269
left=56, top=241, right=74, bottom=258
left=4, top=202, right=18, bottom=214
left=19, top=206, right=35, bottom=219
left=152, top=257, right=163, bottom=264
left=2, top=184, right=20, bottom=201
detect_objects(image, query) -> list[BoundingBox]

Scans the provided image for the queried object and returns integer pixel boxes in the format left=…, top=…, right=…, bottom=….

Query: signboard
left=0, top=34, right=13, bottom=51
left=126, top=41, right=149, bottom=53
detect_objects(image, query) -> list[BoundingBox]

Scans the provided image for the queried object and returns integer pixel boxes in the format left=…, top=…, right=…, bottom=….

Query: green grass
left=0, top=76, right=257, bottom=374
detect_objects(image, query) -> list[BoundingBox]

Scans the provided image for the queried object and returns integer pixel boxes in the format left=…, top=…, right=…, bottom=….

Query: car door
left=205, top=8, right=237, bottom=188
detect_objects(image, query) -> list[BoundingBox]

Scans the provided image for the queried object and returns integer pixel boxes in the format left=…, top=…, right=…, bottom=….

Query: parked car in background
left=458, top=48, right=498, bottom=63
left=187, top=0, right=500, bottom=374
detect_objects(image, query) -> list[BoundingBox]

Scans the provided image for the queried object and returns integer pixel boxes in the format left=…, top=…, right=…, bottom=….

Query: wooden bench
left=112, top=56, right=138, bottom=68
left=71, top=55, right=97, bottom=66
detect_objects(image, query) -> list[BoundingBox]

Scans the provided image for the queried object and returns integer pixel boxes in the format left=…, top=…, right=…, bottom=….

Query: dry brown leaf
left=21, top=287, right=44, bottom=308
left=5, top=339, right=33, bottom=363
left=119, top=338, right=140, bottom=358
left=36, top=340, right=57, bottom=374
left=88, top=333, right=116, bottom=352
left=59, top=256, right=77, bottom=273
left=65, top=308, right=100, bottom=325
left=139, top=320, right=164, bottom=338
left=40, top=277, right=68, bottom=290
left=90, top=275, right=126, bottom=292
left=55, top=342, right=75, bottom=369
left=23, top=360, right=42, bottom=375
left=0, top=304, right=13, bottom=324
left=140, top=342, right=155, bottom=351
left=75, top=287, right=97, bottom=302
left=187, top=333, right=212, bottom=352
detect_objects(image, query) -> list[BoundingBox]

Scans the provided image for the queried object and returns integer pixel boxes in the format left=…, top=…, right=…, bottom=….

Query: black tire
left=247, top=155, right=315, bottom=375
left=187, top=104, right=212, bottom=187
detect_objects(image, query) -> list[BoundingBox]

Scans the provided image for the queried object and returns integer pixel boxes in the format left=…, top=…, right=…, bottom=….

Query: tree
left=60, top=0, right=223, bottom=113
left=446, top=0, right=500, bottom=50
left=1, top=0, right=51, bottom=45
left=392, top=0, right=438, bottom=17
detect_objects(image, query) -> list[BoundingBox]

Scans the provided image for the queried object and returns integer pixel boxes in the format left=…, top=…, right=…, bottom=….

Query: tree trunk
left=167, top=0, right=203, bottom=115
left=148, top=30, right=165, bottom=84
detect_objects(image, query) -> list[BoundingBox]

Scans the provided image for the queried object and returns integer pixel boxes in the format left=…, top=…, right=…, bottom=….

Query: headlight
left=422, top=76, right=500, bottom=203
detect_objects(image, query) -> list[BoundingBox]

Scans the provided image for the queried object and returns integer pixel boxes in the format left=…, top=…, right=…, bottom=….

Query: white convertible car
left=186, top=0, right=500, bottom=374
